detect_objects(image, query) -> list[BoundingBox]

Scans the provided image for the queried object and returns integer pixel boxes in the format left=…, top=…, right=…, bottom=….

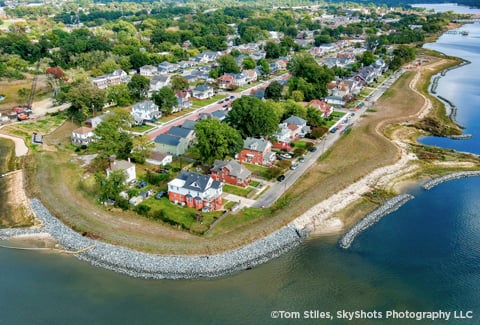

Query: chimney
left=109, top=155, right=116, bottom=170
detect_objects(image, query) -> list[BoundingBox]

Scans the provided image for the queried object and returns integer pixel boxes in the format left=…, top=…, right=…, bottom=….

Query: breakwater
left=422, top=171, right=480, bottom=190
left=338, top=194, right=415, bottom=249
left=0, top=198, right=307, bottom=279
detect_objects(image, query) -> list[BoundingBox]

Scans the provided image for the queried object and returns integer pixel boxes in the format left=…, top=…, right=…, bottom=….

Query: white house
left=283, top=116, right=311, bottom=137
left=146, top=151, right=173, bottom=166
left=71, top=126, right=94, bottom=146
left=192, top=84, right=214, bottom=100
left=131, top=100, right=161, bottom=124
left=139, top=65, right=158, bottom=77
left=106, top=159, right=136, bottom=183
left=149, top=74, right=171, bottom=94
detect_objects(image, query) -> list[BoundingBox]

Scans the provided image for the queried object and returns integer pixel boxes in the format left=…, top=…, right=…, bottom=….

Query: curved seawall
left=339, top=194, right=414, bottom=249
left=422, top=171, right=480, bottom=190
left=0, top=198, right=307, bottom=279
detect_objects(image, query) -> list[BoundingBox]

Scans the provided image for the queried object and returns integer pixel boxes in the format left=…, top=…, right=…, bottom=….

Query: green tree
left=227, top=96, right=279, bottom=138
left=59, top=81, right=106, bottom=121
left=170, top=74, right=189, bottom=91
left=218, top=54, right=240, bottom=74
left=306, top=106, right=324, bottom=128
left=91, top=110, right=134, bottom=159
left=257, top=58, right=270, bottom=76
left=282, top=100, right=307, bottom=120
left=107, top=84, right=132, bottom=106
left=358, top=50, right=376, bottom=66
left=131, top=135, right=154, bottom=164
left=95, top=169, right=126, bottom=203
left=291, top=90, right=304, bottom=102
left=128, top=74, right=150, bottom=100
left=152, top=87, right=177, bottom=115
left=265, top=81, right=283, bottom=100
left=242, top=56, right=256, bottom=70
left=194, top=119, right=243, bottom=164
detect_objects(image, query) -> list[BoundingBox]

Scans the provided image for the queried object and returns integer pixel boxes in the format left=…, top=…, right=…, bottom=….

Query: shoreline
left=2, top=41, right=480, bottom=278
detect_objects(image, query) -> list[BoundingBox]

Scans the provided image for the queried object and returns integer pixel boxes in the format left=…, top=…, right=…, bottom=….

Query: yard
left=222, top=183, right=254, bottom=198
left=124, top=124, right=155, bottom=133
left=138, top=197, right=223, bottom=234
left=159, top=108, right=195, bottom=123
left=191, top=94, right=225, bottom=108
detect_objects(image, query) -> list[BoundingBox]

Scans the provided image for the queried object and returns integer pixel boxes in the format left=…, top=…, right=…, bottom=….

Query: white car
left=290, top=162, right=299, bottom=170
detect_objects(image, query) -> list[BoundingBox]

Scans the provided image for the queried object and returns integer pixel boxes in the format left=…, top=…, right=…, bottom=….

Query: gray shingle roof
left=177, top=171, right=211, bottom=192
left=243, top=137, right=270, bottom=152
left=182, top=120, right=197, bottom=130
left=154, top=134, right=181, bottom=146
left=168, top=126, right=193, bottom=138
left=211, top=159, right=251, bottom=180
left=284, top=115, right=307, bottom=126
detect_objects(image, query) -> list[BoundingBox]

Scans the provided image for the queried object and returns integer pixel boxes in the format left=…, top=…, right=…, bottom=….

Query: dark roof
left=177, top=171, right=212, bottom=192
left=211, top=110, right=226, bottom=120
left=284, top=116, right=307, bottom=126
left=168, top=126, right=193, bottom=138
left=182, top=120, right=197, bottom=130
left=154, top=134, right=181, bottom=146
left=211, top=159, right=251, bottom=179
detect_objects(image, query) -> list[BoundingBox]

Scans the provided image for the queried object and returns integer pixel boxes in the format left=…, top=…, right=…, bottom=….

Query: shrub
left=135, top=204, right=151, bottom=216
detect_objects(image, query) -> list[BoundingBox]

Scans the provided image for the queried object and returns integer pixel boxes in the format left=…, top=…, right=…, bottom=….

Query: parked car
left=230, top=95, right=235, bottom=99
left=330, top=127, right=337, bottom=133
left=299, top=157, right=305, bottom=163
left=155, top=191, right=166, bottom=199
left=280, top=153, right=292, bottom=159
left=218, top=100, right=224, bottom=104
left=309, top=147, right=318, bottom=152
left=290, top=162, right=299, bottom=170
left=277, top=174, right=286, bottom=182
left=137, top=180, right=147, bottom=188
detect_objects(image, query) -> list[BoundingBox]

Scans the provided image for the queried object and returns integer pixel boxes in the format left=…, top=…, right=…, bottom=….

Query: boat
left=461, top=31, right=469, bottom=36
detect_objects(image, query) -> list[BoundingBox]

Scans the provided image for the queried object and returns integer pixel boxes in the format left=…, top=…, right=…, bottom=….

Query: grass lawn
left=141, top=197, right=223, bottom=234
left=125, top=124, right=155, bottom=133
left=206, top=208, right=269, bottom=237
left=223, top=184, right=254, bottom=197
left=191, top=94, right=225, bottom=108
left=243, top=163, right=274, bottom=179
left=291, top=140, right=309, bottom=149
left=159, top=108, right=195, bottom=123
left=250, top=180, right=261, bottom=187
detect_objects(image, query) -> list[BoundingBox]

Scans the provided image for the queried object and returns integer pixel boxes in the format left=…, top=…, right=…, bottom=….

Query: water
left=1, top=5, right=480, bottom=324
left=412, top=3, right=480, bottom=14
left=420, top=22, right=480, bottom=154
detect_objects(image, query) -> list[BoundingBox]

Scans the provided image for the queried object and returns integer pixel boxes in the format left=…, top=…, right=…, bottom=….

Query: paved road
left=147, top=73, right=291, bottom=140
left=253, top=69, right=405, bottom=208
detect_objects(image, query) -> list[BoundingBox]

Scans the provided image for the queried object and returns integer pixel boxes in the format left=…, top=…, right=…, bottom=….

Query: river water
left=2, top=6, right=480, bottom=325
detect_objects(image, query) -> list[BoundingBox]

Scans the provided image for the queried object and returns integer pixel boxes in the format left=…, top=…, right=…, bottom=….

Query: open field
left=22, top=54, right=480, bottom=254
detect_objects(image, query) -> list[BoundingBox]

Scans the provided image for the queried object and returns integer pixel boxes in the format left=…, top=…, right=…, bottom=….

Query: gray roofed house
left=210, top=110, right=226, bottom=121
left=182, top=120, right=197, bottom=130
left=283, top=115, right=311, bottom=137
left=168, top=126, right=195, bottom=142
left=131, top=100, right=161, bottom=124
left=211, top=159, right=252, bottom=187
left=154, top=134, right=188, bottom=156
left=149, top=74, right=171, bottom=93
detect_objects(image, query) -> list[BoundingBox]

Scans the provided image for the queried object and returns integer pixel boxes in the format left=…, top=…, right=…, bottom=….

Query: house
left=154, top=134, right=189, bottom=156
left=192, top=84, right=214, bottom=100
left=284, top=116, right=311, bottom=137
left=145, top=151, right=173, bottom=166
left=244, top=69, right=258, bottom=83
left=182, top=119, right=197, bottom=130
left=210, top=110, right=227, bottom=121
left=149, top=74, right=171, bottom=94
left=167, top=126, right=195, bottom=143
left=92, top=70, right=129, bottom=89
left=175, top=90, right=192, bottom=111
left=85, top=115, right=106, bottom=129
left=71, top=126, right=94, bottom=146
left=139, top=65, right=158, bottom=77
left=106, top=158, right=136, bottom=183
left=158, top=61, right=179, bottom=73
left=325, top=95, right=345, bottom=106
left=195, top=51, right=219, bottom=64
left=217, top=74, right=235, bottom=89
left=168, top=172, right=223, bottom=210
left=238, top=137, right=276, bottom=167
left=211, top=159, right=252, bottom=187
left=309, top=100, right=333, bottom=118
left=232, top=72, right=248, bottom=87
left=131, top=100, right=161, bottom=125
left=274, top=123, right=294, bottom=144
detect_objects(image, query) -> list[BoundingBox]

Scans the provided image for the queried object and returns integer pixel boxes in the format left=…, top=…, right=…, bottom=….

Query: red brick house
left=167, top=172, right=223, bottom=210
left=211, top=159, right=252, bottom=187
left=238, top=137, right=276, bottom=167
left=217, top=74, right=235, bottom=89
